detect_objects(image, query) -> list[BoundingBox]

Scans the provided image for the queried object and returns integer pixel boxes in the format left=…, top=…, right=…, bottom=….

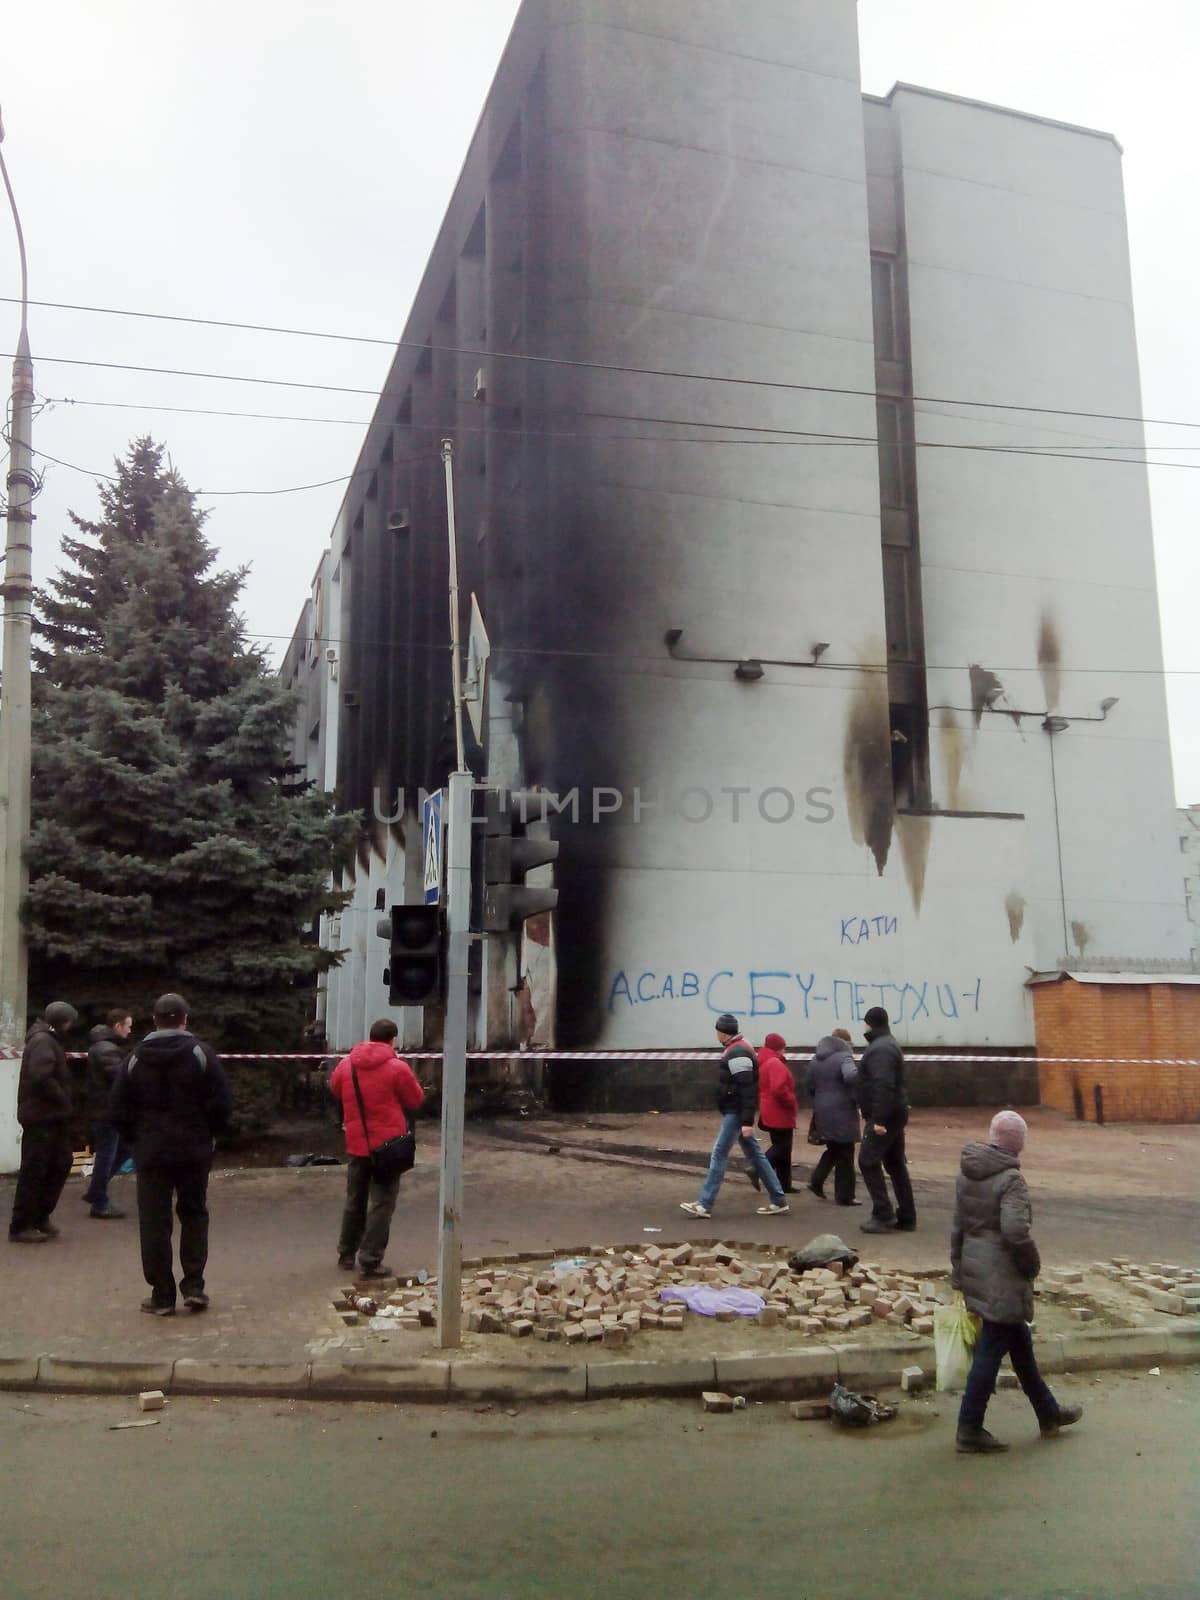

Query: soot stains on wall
left=938, top=707, right=968, bottom=810
left=843, top=659, right=894, bottom=875
left=968, top=664, right=1006, bottom=728
left=1038, top=612, right=1062, bottom=712
left=1005, top=891, right=1026, bottom=943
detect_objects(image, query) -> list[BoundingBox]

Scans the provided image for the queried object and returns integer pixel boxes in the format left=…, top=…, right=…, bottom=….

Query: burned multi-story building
left=285, top=0, right=1189, bottom=1089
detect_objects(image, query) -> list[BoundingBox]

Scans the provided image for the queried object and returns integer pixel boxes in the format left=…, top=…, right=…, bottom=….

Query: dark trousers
left=10, top=1124, right=73, bottom=1236
left=858, top=1111, right=916, bottom=1225
left=337, top=1155, right=401, bottom=1268
left=810, top=1141, right=857, bottom=1204
left=137, top=1161, right=211, bottom=1307
left=761, top=1126, right=794, bottom=1193
left=958, top=1318, right=1059, bottom=1431
left=83, top=1120, right=129, bottom=1210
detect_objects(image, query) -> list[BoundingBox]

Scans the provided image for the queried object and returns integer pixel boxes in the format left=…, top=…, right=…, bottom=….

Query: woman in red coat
left=755, top=1032, right=798, bottom=1195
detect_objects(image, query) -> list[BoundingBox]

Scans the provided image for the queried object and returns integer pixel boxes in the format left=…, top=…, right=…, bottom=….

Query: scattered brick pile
left=1084, top=1257, right=1200, bottom=1317
left=334, top=1241, right=951, bottom=1346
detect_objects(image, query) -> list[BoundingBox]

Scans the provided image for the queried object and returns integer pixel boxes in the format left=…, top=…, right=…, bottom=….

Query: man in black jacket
left=856, top=1006, right=916, bottom=1233
left=110, top=993, right=232, bottom=1315
left=81, top=1008, right=134, bottom=1219
left=8, top=1002, right=79, bottom=1243
left=680, top=1014, right=789, bottom=1219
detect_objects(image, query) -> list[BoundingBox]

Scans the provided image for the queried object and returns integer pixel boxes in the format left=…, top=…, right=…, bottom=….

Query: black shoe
left=806, top=1184, right=826, bottom=1201
left=39, top=1221, right=61, bottom=1238
left=90, top=1205, right=125, bottom=1219
left=956, top=1426, right=1009, bottom=1454
left=860, top=1216, right=897, bottom=1234
left=1041, top=1403, right=1083, bottom=1438
left=337, top=1254, right=356, bottom=1270
left=837, top=1198, right=864, bottom=1207
left=895, top=1221, right=917, bottom=1231
left=9, top=1228, right=49, bottom=1244
left=140, top=1298, right=176, bottom=1317
left=183, top=1293, right=209, bottom=1313
left=359, top=1262, right=392, bottom=1279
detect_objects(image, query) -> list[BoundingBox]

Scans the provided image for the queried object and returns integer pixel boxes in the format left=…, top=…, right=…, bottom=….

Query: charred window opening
left=889, top=702, right=928, bottom=810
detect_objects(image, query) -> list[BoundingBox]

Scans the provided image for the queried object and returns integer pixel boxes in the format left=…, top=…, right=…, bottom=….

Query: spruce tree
left=27, top=438, right=356, bottom=1049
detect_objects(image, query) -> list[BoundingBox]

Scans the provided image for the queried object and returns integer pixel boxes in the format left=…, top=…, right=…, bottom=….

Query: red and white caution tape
left=1, top=1047, right=1194, bottom=1066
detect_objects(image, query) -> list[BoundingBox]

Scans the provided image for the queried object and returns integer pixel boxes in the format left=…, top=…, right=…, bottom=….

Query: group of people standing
left=681, top=1006, right=916, bottom=1232
left=8, top=999, right=426, bottom=1303
left=8, top=995, right=233, bottom=1315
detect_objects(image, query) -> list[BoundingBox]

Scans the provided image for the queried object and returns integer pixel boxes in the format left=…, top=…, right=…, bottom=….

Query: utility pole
left=0, top=108, right=33, bottom=1056
left=436, top=439, right=471, bottom=1347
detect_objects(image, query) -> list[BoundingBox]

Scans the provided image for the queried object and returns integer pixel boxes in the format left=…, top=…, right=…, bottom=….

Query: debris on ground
left=331, top=1240, right=957, bottom=1344
left=138, top=1390, right=167, bottom=1412
left=789, top=1400, right=831, bottom=1422
left=702, top=1392, right=734, bottom=1413
left=828, top=1383, right=898, bottom=1427
left=109, top=1418, right=161, bottom=1430
left=1077, top=1258, right=1200, bottom=1317
left=788, top=1233, right=859, bottom=1274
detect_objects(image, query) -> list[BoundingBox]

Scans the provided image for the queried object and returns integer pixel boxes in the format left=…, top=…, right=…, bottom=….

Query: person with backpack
left=329, top=1019, right=424, bottom=1278
left=680, top=1014, right=789, bottom=1219
left=109, top=994, right=231, bottom=1315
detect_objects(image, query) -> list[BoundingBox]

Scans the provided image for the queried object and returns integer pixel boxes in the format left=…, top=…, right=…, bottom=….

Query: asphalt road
left=2, top=1372, right=1197, bottom=1600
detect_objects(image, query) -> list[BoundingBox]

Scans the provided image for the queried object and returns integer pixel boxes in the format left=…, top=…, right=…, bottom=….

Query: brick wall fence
left=1032, top=976, right=1200, bottom=1123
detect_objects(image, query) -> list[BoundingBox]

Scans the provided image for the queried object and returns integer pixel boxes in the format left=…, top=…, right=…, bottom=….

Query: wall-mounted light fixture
left=1099, top=697, right=1119, bottom=717
left=811, top=642, right=830, bottom=664
left=734, top=660, right=764, bottom=682
left=1042, top=716, right=1070, bottom=735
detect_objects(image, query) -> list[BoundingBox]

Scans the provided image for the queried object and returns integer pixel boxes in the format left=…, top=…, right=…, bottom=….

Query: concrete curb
left=2, top=1321, right=1195, bottom=1404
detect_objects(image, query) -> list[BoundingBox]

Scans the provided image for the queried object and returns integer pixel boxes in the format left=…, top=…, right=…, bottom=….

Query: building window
left=876, top=399, right=908, bottom=509
left=871, top=255, right=898, bottom=361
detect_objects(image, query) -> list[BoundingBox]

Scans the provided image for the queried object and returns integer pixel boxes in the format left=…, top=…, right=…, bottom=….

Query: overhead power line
left=4, top=293, right=1200, bottom=432
left=28, top=401, right=1200, bottom=497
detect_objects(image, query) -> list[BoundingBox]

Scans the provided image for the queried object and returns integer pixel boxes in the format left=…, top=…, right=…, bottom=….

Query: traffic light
left=377, top=904, right=442, bottom=1005
left=477, top=789, right=559, bottom=933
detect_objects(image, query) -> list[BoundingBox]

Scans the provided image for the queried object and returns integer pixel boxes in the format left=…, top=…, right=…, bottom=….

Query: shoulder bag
left=350, top=1063, right=416, bottom=1181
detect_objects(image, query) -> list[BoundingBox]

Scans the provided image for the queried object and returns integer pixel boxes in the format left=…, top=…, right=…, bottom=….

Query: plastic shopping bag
left=934, top=1292, right=980, bottom=1392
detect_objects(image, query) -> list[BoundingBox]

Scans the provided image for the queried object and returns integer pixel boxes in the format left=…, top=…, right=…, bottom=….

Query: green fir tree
left=26, top=438, right=356, bottom=1050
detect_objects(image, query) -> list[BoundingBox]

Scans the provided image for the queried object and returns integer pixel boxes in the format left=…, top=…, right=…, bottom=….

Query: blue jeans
left=698, top=1114, right=785, bottom=1210
left=958, top=1318, right=1059, bottom=1431
left=83, top=1121, right=128, bottom=1210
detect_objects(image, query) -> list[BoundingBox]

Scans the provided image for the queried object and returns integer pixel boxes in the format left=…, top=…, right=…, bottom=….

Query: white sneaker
left=680, top=1201, right=711, bottom=1218
left=757, top=1203, right=790, bottom=1216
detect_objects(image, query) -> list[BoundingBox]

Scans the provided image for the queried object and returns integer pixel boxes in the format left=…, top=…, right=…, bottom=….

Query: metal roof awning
left=1027, top=969, right=1200, bottom=987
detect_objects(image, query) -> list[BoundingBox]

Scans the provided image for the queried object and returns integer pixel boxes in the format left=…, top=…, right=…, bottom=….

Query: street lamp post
left=0, top=107, right=34, bottom=1053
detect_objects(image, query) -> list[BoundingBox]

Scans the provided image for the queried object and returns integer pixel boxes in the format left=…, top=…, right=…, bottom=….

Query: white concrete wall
left=888, top=86, right=1189, bottom=970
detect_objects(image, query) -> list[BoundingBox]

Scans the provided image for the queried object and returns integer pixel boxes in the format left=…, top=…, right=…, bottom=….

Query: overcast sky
left=3, top=1, right=1197, bottom=798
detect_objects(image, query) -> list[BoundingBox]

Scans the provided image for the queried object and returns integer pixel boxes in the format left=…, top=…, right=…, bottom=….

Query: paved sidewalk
left=2, top=1109, right=1196, bottom=1369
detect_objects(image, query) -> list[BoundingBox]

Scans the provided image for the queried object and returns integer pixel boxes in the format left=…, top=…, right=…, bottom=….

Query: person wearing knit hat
left=950, top=1112, right=1082, bottom=1453
left=751, top=1032, right=798, bottom=1195
left=680, top=1016, right=790, bottom=1219
left=989, top=1110, right=1027, bottom=1154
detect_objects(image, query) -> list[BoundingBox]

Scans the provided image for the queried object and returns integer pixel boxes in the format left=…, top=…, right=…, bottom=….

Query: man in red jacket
left=330, top=1019, right=424, bottom=1277
left=755, top=1032, right=798, bottom=1195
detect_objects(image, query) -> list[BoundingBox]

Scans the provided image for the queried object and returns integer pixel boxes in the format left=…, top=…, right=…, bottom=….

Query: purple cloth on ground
left=659, top=1285, right=766, bottom=1317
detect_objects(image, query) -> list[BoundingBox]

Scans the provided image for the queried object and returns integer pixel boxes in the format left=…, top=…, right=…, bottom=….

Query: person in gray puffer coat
left=951, top=1111, right=1082, bottom=1453
left=804, top=1029, right=861, bottom=1206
